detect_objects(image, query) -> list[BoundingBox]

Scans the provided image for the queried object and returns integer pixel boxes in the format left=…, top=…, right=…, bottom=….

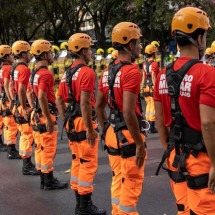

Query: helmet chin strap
left=176, top=31, right=204, bottom=60
left=123, top=46, right=136, bottom=63
left=71, top=51, right=88, bottom=64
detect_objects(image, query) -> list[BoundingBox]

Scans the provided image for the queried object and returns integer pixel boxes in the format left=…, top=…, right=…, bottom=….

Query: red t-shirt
left=143, top=60, right=160, bottom=76
left=0, top=65, right=11, bottom=93
left=58, top=61, right=96, bottom=107
left=98, top=59, right=142, bottom=116
left=12, top=64, right=30, bottom=93
left=31, top=67, right=55, bottom=103
left=154, top=57, right=215, bottom=132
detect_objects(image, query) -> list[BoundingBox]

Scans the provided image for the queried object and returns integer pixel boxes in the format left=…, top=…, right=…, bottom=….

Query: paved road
left=0, top=121, right=177, bottom=215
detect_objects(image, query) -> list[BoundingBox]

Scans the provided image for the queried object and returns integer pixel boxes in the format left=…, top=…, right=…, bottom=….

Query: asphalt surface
left=0, top=119, right=177, bottom=215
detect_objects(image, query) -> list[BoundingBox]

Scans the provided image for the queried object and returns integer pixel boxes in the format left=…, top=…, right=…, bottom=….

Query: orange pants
left=167, top=149, right=215, bottom=215
left=144, top=86, right=155, bottom=121
left=31, top=112, right=57, bottom=173
left=14, top=106, right=34, bottom=158
left=105, top=126, right=146, bottom=215
left=0, top=115, right=3, bottom=135
left=68, top=117, right=98, bottom=195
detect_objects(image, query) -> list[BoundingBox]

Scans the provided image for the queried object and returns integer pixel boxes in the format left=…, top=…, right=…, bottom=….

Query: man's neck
left=179, top=45, right=199, bottom=59
left=35, top=60, right=48, bottom=68
left=118, top=53, right=132, bottom=63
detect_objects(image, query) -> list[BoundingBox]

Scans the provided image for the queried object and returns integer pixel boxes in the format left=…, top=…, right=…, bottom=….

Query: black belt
left=14, top=116, right=29, bottom=124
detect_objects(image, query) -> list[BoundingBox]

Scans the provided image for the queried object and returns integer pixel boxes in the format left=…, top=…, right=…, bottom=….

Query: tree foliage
left=0, top=0, right=214, bottom=48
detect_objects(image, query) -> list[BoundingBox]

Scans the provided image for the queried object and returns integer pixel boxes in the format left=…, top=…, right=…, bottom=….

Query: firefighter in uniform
left=56, top=33, right=106, bottom=215
left=0, top=45, right=20, bottom=159
left=143, top=44, right=160, bottom=133
left=29, top=39, right=68, bottom=190
left=105, top=47, right=115, bottom=67
left=154, top=7, right=215, bottom=215
left=58, top=42, right=69, bottom=81
left=11, top=40, right=39, bottom=175
left=96, top=22, right=146, bottom=215
left=210, top=46, right=215, bottom=67
left=95, top=48, right=106, bottom=79
left=204, top=47, right=212, bottom=65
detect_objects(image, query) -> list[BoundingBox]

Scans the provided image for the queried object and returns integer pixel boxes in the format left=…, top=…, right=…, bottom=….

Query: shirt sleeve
left=18, top=66, right=30, bottom=86
left=199, top=67, right=215, bottom=108
left=151, top=62, right=160, bottom=75
left=38, top=73, right=53, bottom=93
left=80, top=68, right=96, bottom=93
left=153, top=70, right=163, bottom=102
left=58, top=81, right=69, bottom=103
left=3, top=66, right=11, bottom=80
left=123, top=67, right=141, bottom=94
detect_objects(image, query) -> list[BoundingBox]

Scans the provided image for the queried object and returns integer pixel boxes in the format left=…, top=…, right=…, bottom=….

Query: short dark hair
left=145, top=53, right=155, bottom=58
left=113, top=39, right=137, bottom=51
left=175, top=28, right=205, bottom=47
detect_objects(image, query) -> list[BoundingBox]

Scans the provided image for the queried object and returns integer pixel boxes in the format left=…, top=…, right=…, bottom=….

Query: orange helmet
left=31, top=40, right=52, bottom=56
left=171, top=7, right=211, bottom=35
left=112, top=22, right=142, bottom=45
left=145, top=44, right=158, bottom=54
left=0, top=45, right=12, bottom=59
left=12, top=40, right=30, bottom=55
left=68, top=33, right=93, bottom=52
left=111, top=50, right=118, bottom=59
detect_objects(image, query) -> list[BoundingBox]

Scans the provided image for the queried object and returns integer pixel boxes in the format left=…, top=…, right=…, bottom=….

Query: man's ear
left=128, top=42, right=134, bottom=51
left=197, top=34, right=203, bottom=46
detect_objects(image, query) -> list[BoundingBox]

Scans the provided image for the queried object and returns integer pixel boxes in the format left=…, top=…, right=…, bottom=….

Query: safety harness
left=0, top=65, right=13, bottom=117
left=143, top=60, right=154, bottom=97
left=156, top=59, right=208, bottom=190
left=63, top=64, right=95, bottom=142
left=30, top=66, right=57, bottom=133
left=10, top=62, right=30, bottom=124
left=101, top=61, right=146, bottom=158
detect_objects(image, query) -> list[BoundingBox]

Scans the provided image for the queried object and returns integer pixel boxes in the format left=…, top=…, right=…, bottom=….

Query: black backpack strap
left=166, top=59, right=202, bottom=169
left=145, top=60, right=154, bottom=74
left=66, top=64, right=86, bottom=104
left=30, top=66, right=48, bottom=110
left=108, top=61, right=131, bottom=110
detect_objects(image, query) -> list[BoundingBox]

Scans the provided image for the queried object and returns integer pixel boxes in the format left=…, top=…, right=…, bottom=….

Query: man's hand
left=46, top=118, right=55, bottom=134
left=23, top=109, right=31, bottom=121
left=208, top=166, right=215, bottom=194
left=86, top=129, right=98, bottom=147
left=136, top=143, right=146, bottom=168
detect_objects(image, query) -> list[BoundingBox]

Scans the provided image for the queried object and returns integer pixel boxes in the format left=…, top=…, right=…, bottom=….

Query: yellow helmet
left=211, top=46, right=215, bottom=54
left=205, top=47, right=212, bottom=55
left=211, top=41, right=215, bottom=48
left=112, top=22, right=142, bottom=45
left=0, top=45, right=12, bottom=59
left=60, top=42, right=68, bottom=50
left=171, top=7, right=211, bottom=35
left=111, top=50, right=118, bottom=59
left=12, top=41, right=30, bottom=55
left=107, top=47, right=115, bottom=54
left=145, top=44, right=158, bottom=54
left=68, top=33, right=93, bottom=52
left=51, top=45, right=60, bottom=54
left=31, top=40, right=52, bottom=56
left=151, top=41, right=160, bottom=48
left=96, top=48, right=104, bottom=55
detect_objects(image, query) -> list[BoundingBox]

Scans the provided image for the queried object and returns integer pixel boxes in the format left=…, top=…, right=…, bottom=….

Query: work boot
left=74, top=190, right=81, bottom=215
left=79, top=193, right=106, bottom=215
left=149, top=121, right=158, bottom=134
left=22, top=157, right=39, bottom=176
left=7, top=145, right=22, bottom=159
left=39, top=170, right=45, bottom=189
left=0, top=135, right=7, bottom=152
left=44, top=171, right=68, bottom=190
